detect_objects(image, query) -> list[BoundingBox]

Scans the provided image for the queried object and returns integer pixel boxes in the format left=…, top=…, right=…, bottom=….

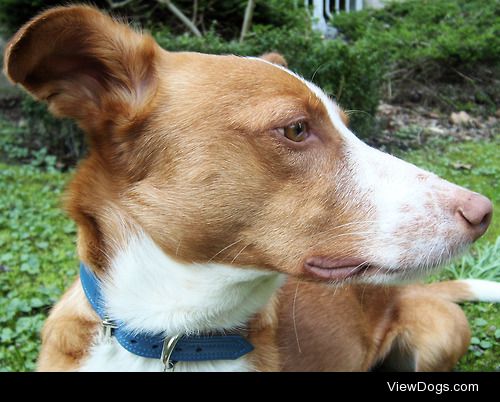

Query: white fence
left=306, top=0, right=381, bottom=36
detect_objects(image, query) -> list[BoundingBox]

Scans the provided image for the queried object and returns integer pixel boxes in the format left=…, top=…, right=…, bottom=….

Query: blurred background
left=0, top=0, right=498, bottom=371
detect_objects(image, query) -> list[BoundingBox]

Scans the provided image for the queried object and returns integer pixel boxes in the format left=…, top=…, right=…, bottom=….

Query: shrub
left=0, top=0, right=304, bottom=37
left=334, top=0, right=500, bottom=65
left=333, top=0, right=500, bottom=111
left=442, top=237, right=500, bottom=282
left=19, top=99, right=86, bottom=166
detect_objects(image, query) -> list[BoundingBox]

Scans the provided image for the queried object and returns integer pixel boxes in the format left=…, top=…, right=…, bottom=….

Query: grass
left=399, top=135, right=500, bottom=371
left=442, top=238, right=500, bottom=282
left=0, top=164, right=77, bottom=371
left=332, top=0, right=500, bottom=115
left=438, top=241, right=500, bottom=371
left=0, top=131, right=498, bottom=371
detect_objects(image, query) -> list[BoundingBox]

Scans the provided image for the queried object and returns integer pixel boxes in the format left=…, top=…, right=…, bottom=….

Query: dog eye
left=283, top=122, right=308, bottom=142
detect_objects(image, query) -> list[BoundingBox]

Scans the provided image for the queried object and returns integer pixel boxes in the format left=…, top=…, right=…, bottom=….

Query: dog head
left=4, top=6, right=492, bottom=284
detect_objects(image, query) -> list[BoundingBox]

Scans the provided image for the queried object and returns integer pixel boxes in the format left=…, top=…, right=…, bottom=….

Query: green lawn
left=402, top=137, right=500, bottom=371
left=0, top=164, right=77, bottom=371
left=0, top=137, right=498, bottom=371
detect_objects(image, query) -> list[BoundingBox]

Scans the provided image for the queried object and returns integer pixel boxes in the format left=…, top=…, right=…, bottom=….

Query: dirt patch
left=368, top=102, right=499, bottom=152
left=0, top=97, right=22, bottom=121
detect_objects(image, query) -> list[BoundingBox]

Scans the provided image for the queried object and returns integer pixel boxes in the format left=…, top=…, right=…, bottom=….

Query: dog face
left=4, top=6, right=492, bottom=284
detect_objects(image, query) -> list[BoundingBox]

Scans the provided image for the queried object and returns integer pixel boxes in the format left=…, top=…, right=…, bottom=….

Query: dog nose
left=456, top=192, right=493, bottom=240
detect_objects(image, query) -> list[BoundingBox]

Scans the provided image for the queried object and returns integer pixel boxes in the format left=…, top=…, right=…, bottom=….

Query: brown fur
left=36, top=281, right=99, bottom=371
left=277, top=280, right=471, bottom=371
left=3, top=5, right=477, bottom=371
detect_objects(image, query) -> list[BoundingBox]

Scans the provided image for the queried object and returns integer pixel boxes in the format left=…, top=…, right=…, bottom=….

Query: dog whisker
left=207, top=239, right=243, bottom=263
left=292, top=280, right=302, bottom=354
left=230, top=243, right=251, bottom=264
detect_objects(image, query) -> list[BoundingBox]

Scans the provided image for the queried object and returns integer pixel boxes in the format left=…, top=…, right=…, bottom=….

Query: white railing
left=306, top=0, right=367, bottom=36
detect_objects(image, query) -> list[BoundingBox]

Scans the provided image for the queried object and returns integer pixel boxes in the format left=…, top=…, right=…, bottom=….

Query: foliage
left=442, top=238, right=500, bottom=282
left=460, top=301, right=500, bottom=371
left=335, top=0, right=500, bottom=66
left=333, top=0, right=500, bottom=112
left=440, top=238, right=500, bottom=372
left=0, top=112, right=71, bottom=170
left=0, top=0, right=303, bottom=37
left=18, top=98, right=86, bottom=167
left=0, top=0, right=60, bottom=35
left=0, top=163, right=77, bottom=371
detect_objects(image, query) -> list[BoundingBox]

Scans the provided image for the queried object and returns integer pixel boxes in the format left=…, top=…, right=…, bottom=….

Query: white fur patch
left=460, top=279, right=500, bottom=303
left=80, top=232, right=284, bottom=371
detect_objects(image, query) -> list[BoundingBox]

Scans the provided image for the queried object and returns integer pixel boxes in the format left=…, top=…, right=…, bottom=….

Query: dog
left=4, top=5, right=498, bottom=372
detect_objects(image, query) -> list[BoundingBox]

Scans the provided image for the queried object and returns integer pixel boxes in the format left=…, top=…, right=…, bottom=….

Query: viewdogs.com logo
left=387, top=382, right=478, bottom=394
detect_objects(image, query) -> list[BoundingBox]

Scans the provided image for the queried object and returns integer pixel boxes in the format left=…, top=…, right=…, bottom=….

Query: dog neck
left=98, top=232, right=285, bottom=336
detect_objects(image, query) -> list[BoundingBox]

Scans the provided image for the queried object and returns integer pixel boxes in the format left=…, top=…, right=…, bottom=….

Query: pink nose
left=456, top=193, right=493, bottom=240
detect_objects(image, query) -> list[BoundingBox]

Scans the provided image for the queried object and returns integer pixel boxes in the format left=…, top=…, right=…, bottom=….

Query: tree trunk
left=240, top=0, right=256, bottom=43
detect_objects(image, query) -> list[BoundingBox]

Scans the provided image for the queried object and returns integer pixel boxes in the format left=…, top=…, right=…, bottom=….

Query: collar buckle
left=161, top=334, right=183, bottom=372
left=102, top=317, right=118, bottom=340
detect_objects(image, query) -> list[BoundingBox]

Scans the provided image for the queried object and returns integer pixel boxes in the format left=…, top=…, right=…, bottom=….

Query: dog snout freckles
left=340, top=139, right=493, bottom=279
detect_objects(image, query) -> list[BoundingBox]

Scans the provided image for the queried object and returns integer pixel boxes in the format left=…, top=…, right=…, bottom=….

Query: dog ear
left=3, top=5, right=159, bottom=136
left=259, top=52, right=288, bottom=68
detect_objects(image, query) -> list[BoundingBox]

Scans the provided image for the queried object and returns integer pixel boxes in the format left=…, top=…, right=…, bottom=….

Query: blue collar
left=79, top=262, right=254, bottom=369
